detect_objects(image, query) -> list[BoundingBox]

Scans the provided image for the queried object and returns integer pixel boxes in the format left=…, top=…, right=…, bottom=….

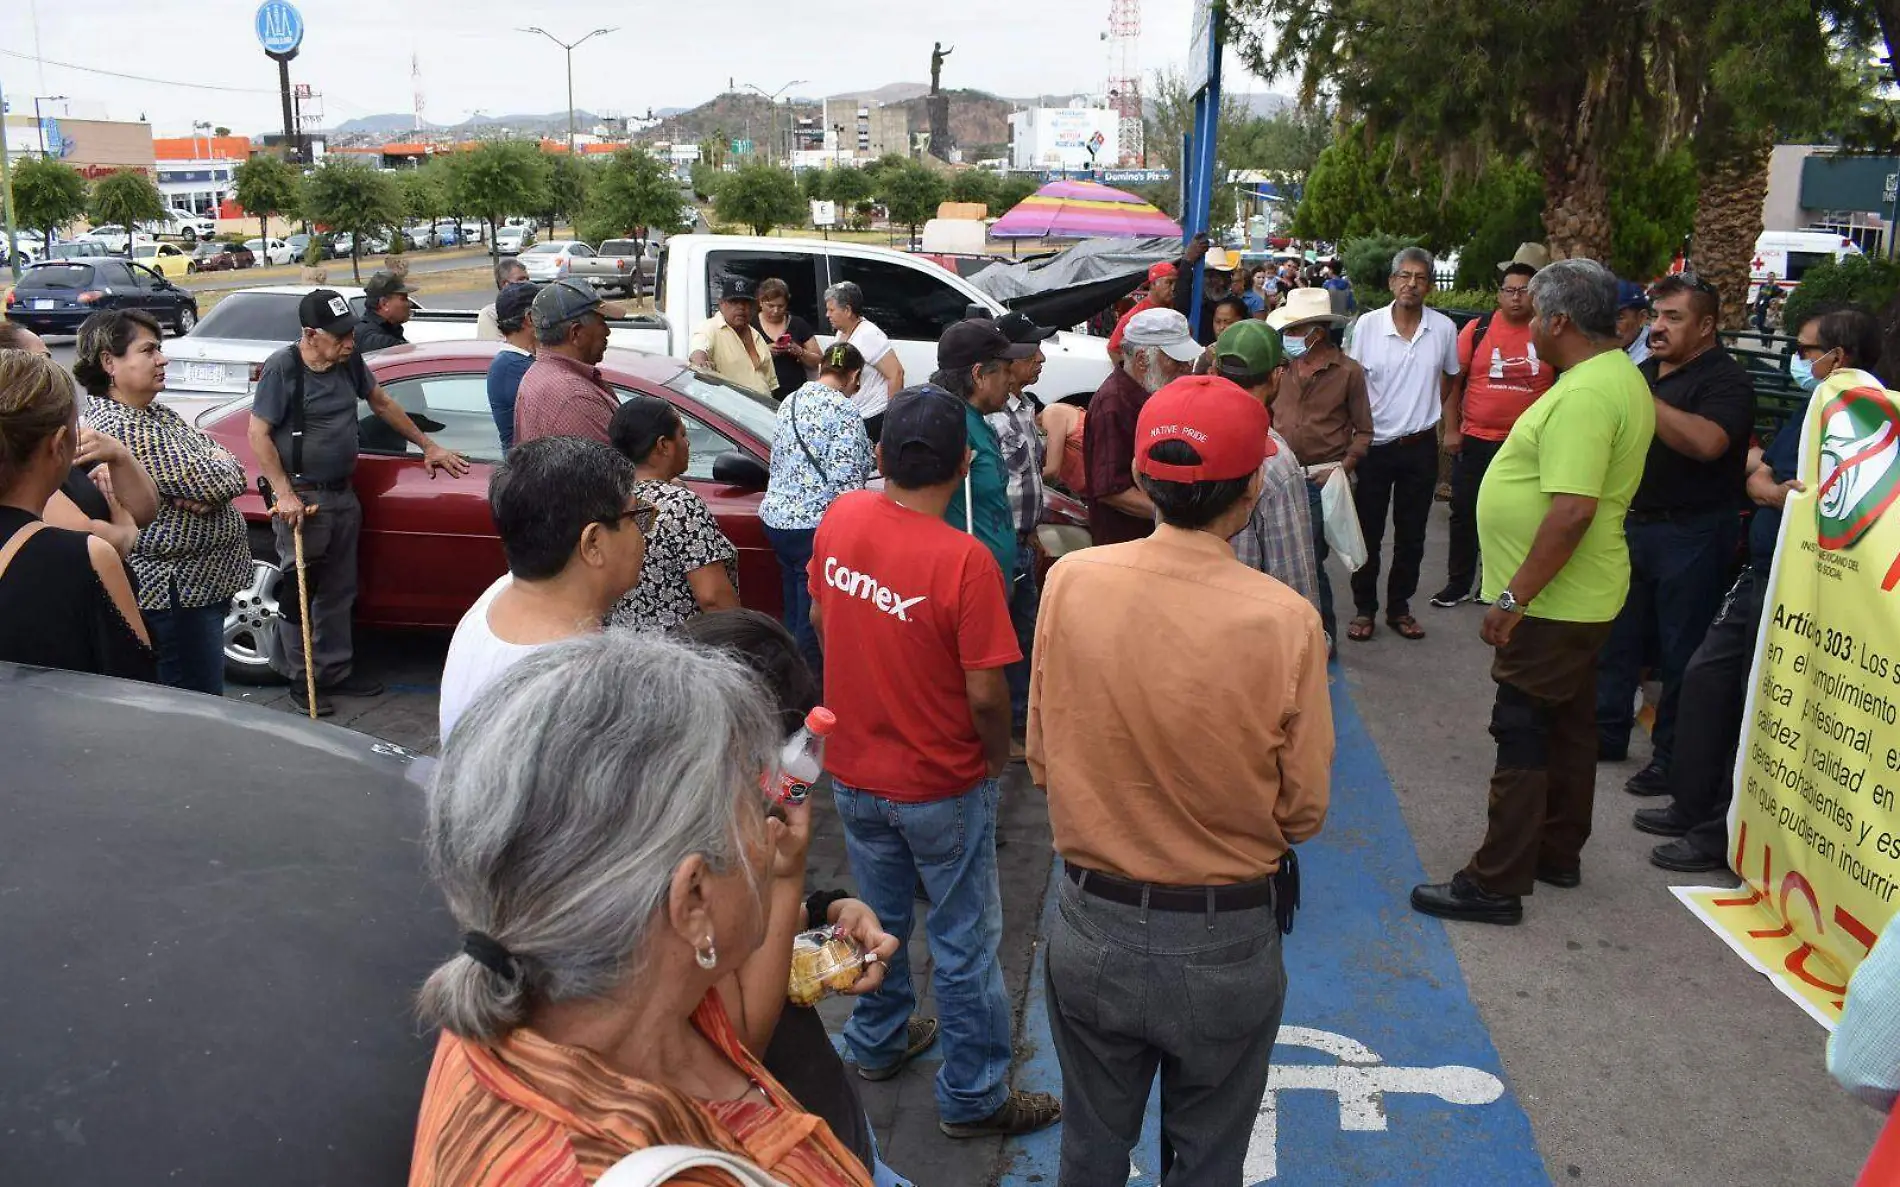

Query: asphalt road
left=219, top=509, right=1883, bottom=1186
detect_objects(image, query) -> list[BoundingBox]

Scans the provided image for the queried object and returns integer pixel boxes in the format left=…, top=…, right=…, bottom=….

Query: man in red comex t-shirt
left=1430, top=258, right=1557, bottom=608
left=809, top=383, right=1062, bottom=1141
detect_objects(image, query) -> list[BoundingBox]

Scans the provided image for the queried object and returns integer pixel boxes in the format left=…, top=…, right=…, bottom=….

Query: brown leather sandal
left=1387, top=614, right=1426, bottom=640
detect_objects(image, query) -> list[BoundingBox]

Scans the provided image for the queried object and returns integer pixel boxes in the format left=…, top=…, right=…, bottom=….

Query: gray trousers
left=1045, top=868, right=1286, bottom=1187
left=270, top=485, right=360, bottom=688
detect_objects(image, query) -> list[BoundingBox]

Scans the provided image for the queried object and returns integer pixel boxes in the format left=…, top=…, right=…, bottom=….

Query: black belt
left=293, top=478, right=350, bottom=493
left=1626, top=506, right=1728, bottom=524
left=1066, top=863, right=1276, bottom=913
left=1374, top=427, right=1437, bottom=449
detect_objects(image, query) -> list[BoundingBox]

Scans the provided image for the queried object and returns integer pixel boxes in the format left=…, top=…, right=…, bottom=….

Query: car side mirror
left=710, top=450, right=769, bottom=490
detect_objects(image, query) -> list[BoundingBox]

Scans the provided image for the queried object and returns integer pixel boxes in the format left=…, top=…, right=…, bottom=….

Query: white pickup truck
left=158, top=237, right=1114, bottom=426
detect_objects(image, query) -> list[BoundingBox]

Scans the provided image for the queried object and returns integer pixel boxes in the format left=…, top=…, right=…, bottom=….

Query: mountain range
left=332, top=110, right=605, bottom=136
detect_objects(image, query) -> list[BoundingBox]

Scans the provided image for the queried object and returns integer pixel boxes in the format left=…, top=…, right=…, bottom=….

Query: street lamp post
left=518, top=27, right=617, bottom=155
left=743, top=80, right=807, bottom=166
left=34, top=94, right=67, bottom=157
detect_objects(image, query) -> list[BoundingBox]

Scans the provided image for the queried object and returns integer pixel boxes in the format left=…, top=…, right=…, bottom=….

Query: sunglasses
left=606, top=500, right=659, bottom=536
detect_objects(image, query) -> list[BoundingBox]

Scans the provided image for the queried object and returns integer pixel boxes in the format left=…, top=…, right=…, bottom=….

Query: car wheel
left=225, top=557, right=288, bottom=685
left=183, top=229, right=198, bottom=245
left=186, top=261, right=198, bottom=274
left=174, top=305, right=198, bottom=336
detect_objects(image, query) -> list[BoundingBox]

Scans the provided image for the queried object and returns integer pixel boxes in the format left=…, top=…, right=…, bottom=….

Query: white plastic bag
left=1318, top=465, right=1369, bottom=572
left=598, top=1145, right=790, bottom=1187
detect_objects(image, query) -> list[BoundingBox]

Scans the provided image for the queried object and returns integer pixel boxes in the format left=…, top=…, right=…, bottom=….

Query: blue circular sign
left=254, top=0, right=304, bottom=55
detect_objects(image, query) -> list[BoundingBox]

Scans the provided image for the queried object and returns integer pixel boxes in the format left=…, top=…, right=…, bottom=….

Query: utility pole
left=519, top=26, right=617, bottom=155
left=743, top=80, right=808, bottom=167
left=1, top=74, right=21, bottom=279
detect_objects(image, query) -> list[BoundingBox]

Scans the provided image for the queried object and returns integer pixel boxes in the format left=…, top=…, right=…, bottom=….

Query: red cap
left=805, top=706, right=836, bottom=736
left=1134, top=375, right=1273, bottom=482
left=1146, top=261, right=1178, bottom=284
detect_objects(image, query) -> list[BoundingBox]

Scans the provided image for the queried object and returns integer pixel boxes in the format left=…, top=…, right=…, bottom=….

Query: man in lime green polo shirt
left=936, top=319, right=1037, bottom=587
left=1412, top=259, right=1656, bottom=925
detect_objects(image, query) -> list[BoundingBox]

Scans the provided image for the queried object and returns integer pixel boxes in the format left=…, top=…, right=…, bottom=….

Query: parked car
left=5, top=229, right=48, bottom=269
left=132, top=240, right=194, bottom=279
left=188, top=241, right=256, bottom=273
left=331, top=230, right=391, bottom=258
left=285, top=232, right=315, bottom=261
left=46, top=240, right=114, bottom=261
left=1, top=661, right=443, bottom=1184
left=459, top=220, right=485, bottom=245
left=2, top=259, right=199, bottom=337
left=597, top=237, right=659, bottom=294
left=428, top=220, right=462, bottom=247
left=493, top=224, right=533, bottom=255
left=244, top=237, right=298, bottom=267
left=140, top=208, right=218, bottom=243
left=78, top=224, right=134, bottom=253
left=516, top=239, right=609, bottom=284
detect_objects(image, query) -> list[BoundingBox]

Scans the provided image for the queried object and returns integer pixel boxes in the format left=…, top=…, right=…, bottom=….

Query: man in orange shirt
left=1430, top=260, right=1555, bottom=607
left=1030, top=374, right=1332, bottom=1185
left=1104, top=262, right=1178, bottom=366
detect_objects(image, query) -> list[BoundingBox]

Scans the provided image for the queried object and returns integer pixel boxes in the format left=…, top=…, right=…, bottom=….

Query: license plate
left=184, top=362, right=227, bottom=386
left=32, top=299, right=54, bottom=310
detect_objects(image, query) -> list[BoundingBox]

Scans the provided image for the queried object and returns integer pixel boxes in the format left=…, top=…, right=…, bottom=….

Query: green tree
left=801, top=168, right=829, bottom=203
left=396, top=163, right=448, bottom=245
left=1145, top=65, right=1260, bottom=228
left=539, top=154, right=593, bottom=235
left=1783, top=252, right=1900, bottom=333
left=88, top=170, right=169, bottom=242
left=878, top=160, right=948, bottom=243
left=690, top=161, right=720, bottom=202
left=824, top=167, right=877, bottom=230
left=948, top=169, right=996, bottom=211
left=1290, top=128, right=1451, bottom=247
left=582, top=147, right=690, bottom=295
left=993, top=174, right=1040, bottom=217
left=9, top=156, right=88, bottom=249
left=445, top=140, right=551, bottom=255
left=713, top=161, right=804, bottom=236
left=303, top=157, right=403, bottom=282
left=232, top=155, right=303, bottom=252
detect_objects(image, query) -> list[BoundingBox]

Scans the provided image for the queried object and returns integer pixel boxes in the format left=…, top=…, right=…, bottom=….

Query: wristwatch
left=1495, top=590, right=1527, bottom=615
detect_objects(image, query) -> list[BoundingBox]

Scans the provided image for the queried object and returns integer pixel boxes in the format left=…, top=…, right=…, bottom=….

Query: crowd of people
left=5, top=231, right=1898, bottom=1183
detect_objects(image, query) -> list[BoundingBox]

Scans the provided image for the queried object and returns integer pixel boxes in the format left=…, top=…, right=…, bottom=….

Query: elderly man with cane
left=248, top=290, right=469, bottom=718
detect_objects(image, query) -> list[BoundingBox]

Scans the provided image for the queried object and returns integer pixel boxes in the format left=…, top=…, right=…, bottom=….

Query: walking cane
left=258, top=478, right=320, bottom=721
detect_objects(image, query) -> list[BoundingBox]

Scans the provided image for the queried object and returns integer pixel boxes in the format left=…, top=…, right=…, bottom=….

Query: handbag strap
left=596, top=1144, right=789, bottom=1187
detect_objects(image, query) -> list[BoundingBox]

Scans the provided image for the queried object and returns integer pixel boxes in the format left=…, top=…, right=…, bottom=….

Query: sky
left=0, top=0, right=1281, bottom=137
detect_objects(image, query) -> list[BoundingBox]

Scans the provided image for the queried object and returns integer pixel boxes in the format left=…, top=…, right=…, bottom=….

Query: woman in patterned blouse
left=606, top=395, right=741, bottom=632
left=758, top=343, right=874, bottom=678
left=411, top=632, right=884, bottom=1187
left=74, top=310, right=250, bottom=695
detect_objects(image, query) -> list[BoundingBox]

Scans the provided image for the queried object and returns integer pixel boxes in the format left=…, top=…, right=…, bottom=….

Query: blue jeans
left=1004, top=540, right=1039, bottom=728
left=833, top=777, right=1013, bottom=1124
left=1305, top=479, right=1337, bottom=641
left=762, top=523, right=822, bottom=681
left=1595, top=509, right=1740, bottom=767
left=146, top=595, right=229, bottom=696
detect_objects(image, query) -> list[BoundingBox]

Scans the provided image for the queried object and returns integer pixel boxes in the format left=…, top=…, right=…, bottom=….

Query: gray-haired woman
left=410, top=631, right=897, bottom=1187
left=822, top=281, right=904, bottom=443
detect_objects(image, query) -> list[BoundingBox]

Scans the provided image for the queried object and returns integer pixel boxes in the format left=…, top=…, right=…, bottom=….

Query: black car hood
left=0, top=664, right=449, bottom=1185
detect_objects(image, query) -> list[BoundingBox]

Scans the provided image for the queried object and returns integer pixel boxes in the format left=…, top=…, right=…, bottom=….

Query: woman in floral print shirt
left=758, top=343, right=874, bottom=677
left=75, top=310, right=249, bottom=695
left=606, top=395, right=741, bottom=632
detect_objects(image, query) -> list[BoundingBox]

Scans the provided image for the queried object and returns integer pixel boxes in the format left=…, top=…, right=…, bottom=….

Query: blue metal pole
left=1182, top=5, right=1223, bottom=335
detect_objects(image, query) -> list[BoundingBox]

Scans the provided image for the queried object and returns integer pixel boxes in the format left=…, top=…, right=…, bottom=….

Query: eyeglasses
left=606, top=500, right=659, bottom=536
left=1795, top=342, right=1832, bottom=359
left=1498, top=285, right=1530, bottom=297
left=1393, top=271, right=1433, bottom=284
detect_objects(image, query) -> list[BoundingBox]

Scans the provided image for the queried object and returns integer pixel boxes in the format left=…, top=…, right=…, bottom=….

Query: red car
left=204, top=341, right=1086, bottom=685
left=204, top=341, right=786, bottom=684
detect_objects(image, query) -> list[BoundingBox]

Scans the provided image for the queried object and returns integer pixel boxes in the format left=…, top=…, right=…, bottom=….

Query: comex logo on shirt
left=823, top=557, right=927, bottom=621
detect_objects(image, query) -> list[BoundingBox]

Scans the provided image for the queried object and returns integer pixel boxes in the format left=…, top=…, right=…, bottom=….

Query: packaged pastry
left=786, top=926, right=868, bottom=1007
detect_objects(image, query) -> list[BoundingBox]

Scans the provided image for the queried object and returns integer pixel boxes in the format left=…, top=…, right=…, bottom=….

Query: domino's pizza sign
left=254, top=0, right=304, bottom=56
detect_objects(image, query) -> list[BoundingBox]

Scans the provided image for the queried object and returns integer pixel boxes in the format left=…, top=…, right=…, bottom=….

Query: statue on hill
left=931, top=42, right=953, bottom=95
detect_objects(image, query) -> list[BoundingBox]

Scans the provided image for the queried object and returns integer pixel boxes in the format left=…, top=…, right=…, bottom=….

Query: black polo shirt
left=1632, top=346, right=1755, bottom=515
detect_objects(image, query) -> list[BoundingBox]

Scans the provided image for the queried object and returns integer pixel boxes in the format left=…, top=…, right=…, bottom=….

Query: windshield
left=662, top=368, right=780, bottom=443
left=600, top=240, right=637, bottom=254
left=49, top=245, right=97, bottom=259
left=24, top=265, right=92, bottom=290
left=191, top=292, right=370, bottom=340
left=520, top=242, right=559, bottom=255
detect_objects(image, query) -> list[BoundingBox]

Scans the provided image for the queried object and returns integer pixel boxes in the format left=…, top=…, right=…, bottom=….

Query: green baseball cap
left=1215, top=319, right=1285, bottom=380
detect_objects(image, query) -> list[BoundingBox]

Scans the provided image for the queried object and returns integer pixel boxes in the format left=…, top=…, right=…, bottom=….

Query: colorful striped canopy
left=989, top=179, right=1184, bottom=240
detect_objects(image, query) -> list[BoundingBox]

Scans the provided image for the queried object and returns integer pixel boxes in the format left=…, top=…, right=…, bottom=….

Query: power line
left=0, top=49, right=279, bottom=94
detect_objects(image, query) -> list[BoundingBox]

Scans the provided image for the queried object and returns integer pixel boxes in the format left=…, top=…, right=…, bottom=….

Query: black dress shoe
left=1599, top=740, right=1629, bottom=762
left=321, top=672, right=386, bottom=697
left=1410, top=873, right=1523, bottom=924
left=1650, top=839, right=1728, bottom=873
left=1632, top=806, right=1691, bottom=837
left=1624, top=763, right=1670, bottom=797
left=1535, top=865, right=1581, bottom=889
left=288, top=685, right=334, bottom=718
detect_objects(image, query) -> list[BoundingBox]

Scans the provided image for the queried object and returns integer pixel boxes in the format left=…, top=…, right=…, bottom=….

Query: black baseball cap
left=364, top=271, right=419, bottom=302
left=995, top=311, right=1057, bottom=344
left=298, top=289, right=357, bottom=336
left=719, top=276, right=759, bottom=303
left=495, top=281, right=540, bottom=329
left=881, top=384, right=968, bottom=483
left=937, top=318, right=1036, bottom=371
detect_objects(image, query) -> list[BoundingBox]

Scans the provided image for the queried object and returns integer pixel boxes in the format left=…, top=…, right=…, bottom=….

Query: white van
left=1750, top=230, right=1862, bottom=301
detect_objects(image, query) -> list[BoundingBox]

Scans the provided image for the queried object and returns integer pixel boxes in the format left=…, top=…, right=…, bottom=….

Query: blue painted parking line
left=1001, top=673, right=1548, bottom=1185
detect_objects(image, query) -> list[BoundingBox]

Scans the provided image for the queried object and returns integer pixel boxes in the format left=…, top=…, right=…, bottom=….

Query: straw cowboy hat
left=1266, top=287, right=1349, bottom=330
left=1498, top=242, right=1552, bottom=272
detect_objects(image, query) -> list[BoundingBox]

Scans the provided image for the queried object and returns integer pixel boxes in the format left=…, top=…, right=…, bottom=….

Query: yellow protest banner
left=1678, top=369, right=1900, bottom=1028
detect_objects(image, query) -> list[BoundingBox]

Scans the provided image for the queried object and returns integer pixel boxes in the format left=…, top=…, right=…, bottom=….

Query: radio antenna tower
left=412, top=52, right=426, bottom=131
left=1105, top=0, right=1143, bottom=166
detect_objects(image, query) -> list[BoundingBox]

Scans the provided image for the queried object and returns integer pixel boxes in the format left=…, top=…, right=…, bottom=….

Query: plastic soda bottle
left=774, top=707, right=837, bottom=804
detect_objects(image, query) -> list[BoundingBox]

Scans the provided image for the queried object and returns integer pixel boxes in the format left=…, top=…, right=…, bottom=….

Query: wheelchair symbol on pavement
left=1241, top=1027, right=1506, bottom=1182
